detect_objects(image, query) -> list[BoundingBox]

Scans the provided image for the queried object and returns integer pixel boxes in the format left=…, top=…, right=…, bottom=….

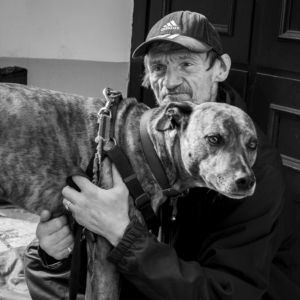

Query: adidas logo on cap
left=161, top=20, right=179, bottom=31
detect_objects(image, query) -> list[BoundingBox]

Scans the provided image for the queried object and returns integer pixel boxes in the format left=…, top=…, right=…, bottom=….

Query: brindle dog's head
left=156, top=101, right=258, bottom=199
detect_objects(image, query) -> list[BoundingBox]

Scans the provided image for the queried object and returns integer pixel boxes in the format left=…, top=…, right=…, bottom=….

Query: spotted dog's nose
left=236, top=175, right=256, bottom=191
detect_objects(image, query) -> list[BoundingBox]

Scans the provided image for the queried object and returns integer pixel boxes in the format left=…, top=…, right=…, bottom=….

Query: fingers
left=71, top=175, right=94, bottom=192
left=40, top=210, right=51, bottom=222
left=45, top=234, right=75, bottom=260
left=70, top=163, right=124, bottom=190
left=37, top=219, right=75, bottom=260
left=62, top=198, right=75, bottom=212
left=51, top=234, right=75, bottom=260
left=62, top=175, right=98, bottom=205
left=65, top=242, right=75, bottom=257
left=111, top=164, right=129, bottom=199
left=111, top=163, right=124, bottom=187
left=36, top=215, right=69, bottom=238
left=64, top=164, right=125, bottom=198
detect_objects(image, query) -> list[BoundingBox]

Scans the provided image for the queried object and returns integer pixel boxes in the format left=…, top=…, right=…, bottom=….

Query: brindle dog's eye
left=249, top=140, right=258, bottom=150
left=207, top=136, right=220, bottom=145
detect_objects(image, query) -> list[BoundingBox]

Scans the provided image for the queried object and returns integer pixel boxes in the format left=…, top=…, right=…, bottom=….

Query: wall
left=0, top=0, right=133, bottom=97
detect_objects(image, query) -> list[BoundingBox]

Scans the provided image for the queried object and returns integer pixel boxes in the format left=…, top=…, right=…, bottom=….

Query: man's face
left=147, top=49, right=219, bottom=105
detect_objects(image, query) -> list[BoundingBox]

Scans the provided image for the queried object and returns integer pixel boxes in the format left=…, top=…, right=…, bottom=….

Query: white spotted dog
left=0, top=82, right=257, bottom=300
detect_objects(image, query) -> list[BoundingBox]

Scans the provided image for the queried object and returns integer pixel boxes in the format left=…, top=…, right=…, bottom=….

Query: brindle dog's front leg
left=85, top=158, right=120, bottom=300
left=85, top=157, right=145, bottom=299
left=86, top=236, right=120, bottom=299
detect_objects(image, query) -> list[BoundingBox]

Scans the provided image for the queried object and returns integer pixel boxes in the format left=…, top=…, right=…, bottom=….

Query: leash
left=139, top=108, right=189, bottom=221
left=92, top=88, right=123, bottom=186
left=67, top=88, right=123, bottom=300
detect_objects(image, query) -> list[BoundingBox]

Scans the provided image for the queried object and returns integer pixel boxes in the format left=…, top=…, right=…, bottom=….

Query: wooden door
left=128, top=0, right=300, bottom=203
left=250, top=0, right=300, bottom=204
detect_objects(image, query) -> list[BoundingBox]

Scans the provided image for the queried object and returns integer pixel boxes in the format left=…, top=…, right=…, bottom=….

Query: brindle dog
left=0, top=83, right=258, bottom=299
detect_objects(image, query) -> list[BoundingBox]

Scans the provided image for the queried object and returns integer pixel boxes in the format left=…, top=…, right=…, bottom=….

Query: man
left=24, top=11, right=300, bottom=299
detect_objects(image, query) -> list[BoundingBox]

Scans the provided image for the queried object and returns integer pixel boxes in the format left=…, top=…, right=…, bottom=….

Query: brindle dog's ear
left=156, top=101, right=194, bottom=131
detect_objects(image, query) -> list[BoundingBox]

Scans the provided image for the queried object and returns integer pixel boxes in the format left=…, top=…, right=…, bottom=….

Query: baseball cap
left=132, top=11, right=223, bottom=58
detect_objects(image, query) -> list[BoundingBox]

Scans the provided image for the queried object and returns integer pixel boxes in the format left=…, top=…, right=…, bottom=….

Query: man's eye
left=151, top=65, right=165, bottom=74
left=207, top=136, right=220, bottom=145
left=181, top=62, right=193, bottom=68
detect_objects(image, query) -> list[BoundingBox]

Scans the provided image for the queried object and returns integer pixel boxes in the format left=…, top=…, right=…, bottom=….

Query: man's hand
left=62, top=164, right=130, bottom=247
left=36, top=210, right=75, bottom=260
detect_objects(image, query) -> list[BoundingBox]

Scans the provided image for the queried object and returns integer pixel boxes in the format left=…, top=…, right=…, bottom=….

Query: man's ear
left=155, top=102, right=194, bottom=131
left=215, top=54, right=231, bottom=82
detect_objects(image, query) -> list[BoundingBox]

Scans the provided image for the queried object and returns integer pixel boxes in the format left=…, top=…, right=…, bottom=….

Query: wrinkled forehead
left=192, top=105, right=256, bottom=136
left=147, top=49, right=207, bottom=66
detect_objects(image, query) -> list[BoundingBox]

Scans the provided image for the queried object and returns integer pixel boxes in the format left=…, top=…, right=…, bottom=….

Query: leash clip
left=96, top=88, right=118, bottom=143
left=102, top=87, right=122, bottom=110
left=97, top=107, right=112, bottom=118
left=97, top=87, right=118, bottom=118
left=103, top=87, right=122, bottom=99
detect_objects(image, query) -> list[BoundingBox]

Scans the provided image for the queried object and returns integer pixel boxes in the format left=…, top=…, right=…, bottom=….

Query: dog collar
left=140, top=109, right=188, bottom=198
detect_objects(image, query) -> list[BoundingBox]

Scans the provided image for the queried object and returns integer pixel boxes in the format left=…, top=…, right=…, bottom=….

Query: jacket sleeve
left=107, top=127, right=286, bottom=300
left=24, top=238, right=86, bottom=300
left=24, top=238, right=71, bottom=300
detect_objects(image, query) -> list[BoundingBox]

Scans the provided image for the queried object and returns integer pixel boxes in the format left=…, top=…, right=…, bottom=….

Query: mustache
left=161, top=87, right=192, bottom=99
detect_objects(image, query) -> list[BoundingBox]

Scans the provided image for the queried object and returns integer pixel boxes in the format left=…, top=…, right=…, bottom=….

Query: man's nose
left=163, top=68, right=182, bottom=90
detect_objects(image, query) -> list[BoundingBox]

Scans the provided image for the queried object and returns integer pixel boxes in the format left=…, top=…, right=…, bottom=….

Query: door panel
left=268, top=104, right=300, bottom=160
left=257, top=0, right=300, bottom=72
left=251, top=74, right=300, bottom=132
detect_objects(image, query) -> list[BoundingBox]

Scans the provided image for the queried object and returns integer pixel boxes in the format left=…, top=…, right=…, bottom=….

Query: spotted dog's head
left=156, top=101, right=258, bottom=199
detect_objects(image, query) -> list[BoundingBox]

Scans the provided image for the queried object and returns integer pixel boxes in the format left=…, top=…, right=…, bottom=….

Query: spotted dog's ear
left=156, top=101, right=195, bottom=131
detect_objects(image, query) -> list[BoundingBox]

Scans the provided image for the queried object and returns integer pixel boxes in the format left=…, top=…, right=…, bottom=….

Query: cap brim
left=132, top=35, right=212, bottom=58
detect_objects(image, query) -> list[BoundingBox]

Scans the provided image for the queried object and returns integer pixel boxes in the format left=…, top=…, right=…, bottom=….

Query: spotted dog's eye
left=207, top=135, right=220, bottom=145
left=248, top=140, right=258, bottom=150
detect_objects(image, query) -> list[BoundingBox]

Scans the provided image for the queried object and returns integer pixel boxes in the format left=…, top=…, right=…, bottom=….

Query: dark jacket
left=24, top=83, right=300, bottom=300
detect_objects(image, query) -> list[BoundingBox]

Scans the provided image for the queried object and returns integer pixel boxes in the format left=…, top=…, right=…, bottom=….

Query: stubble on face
left=147, top=49, right=218, bottom=105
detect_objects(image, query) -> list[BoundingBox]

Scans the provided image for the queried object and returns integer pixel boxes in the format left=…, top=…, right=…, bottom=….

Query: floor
left=0, top=202, right=39, bottom=300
